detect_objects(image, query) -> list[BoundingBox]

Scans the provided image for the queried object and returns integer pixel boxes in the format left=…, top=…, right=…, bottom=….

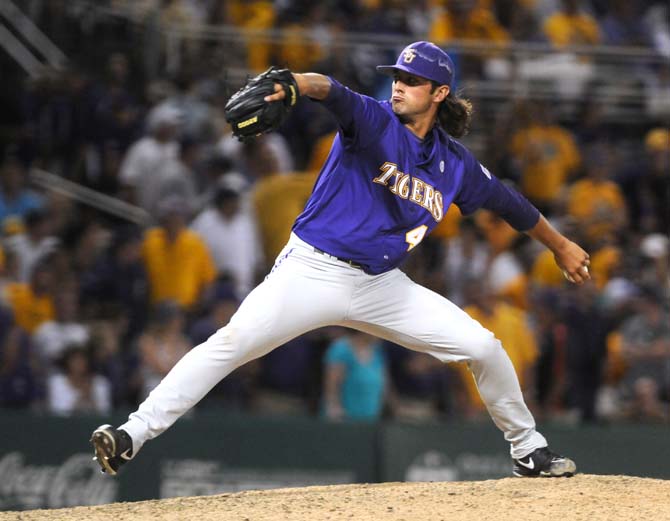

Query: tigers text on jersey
left=292, top=78, right=539, bottom=275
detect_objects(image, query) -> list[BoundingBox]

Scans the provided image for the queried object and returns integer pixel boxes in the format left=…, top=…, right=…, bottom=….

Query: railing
left=30, top=168, right=153, bottom=227
left=39, top=1, right=670, bottom=125
left=0, top=1, right=67, bottom=72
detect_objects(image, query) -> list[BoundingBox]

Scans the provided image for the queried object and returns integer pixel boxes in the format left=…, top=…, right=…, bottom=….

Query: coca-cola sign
left=0, top=452, right=118, bottom=510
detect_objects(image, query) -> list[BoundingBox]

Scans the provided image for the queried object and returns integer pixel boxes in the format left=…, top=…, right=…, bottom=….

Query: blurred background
left=0, top=0, right=668, bottom=510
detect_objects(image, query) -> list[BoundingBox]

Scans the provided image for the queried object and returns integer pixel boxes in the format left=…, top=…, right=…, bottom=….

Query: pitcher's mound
left=4, top=474, right=669, bottom=521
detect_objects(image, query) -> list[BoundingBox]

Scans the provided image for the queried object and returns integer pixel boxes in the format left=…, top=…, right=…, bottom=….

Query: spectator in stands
left=474, top=210, right=528, bottom=309
left=543, top=0, right=601, bottom=48
left=580, top=235, right=622, bottom=290
left=508, top=101, right=581, bottom=212
left=530, top=289, right=569, bottom=420
left=429, top=0, right=509, bottom=77
left=561, top=282, right=610, bottom=423
left=227, top=0, right=276, bottom=72
left=33, top=287, right=90, bottom=373
left=219, top=131, right=294, bottom=182
left=566, top=143, right=627, bottom=245
left=572, top=96, right=613, bottom=146
left=141, top=196, right=216, bottom=311
left=249, top=138, right=317, bottom=265
left=80, top=226, right=149, bottom=342
left=2, top=257, right=56, bottom=334
left=638, top=233, right=669, bottom=291
left=495, top=0, right=543, bottom=42
left=442, top=218, right=489, bottom=307
left=47, top=344, right=111, bottom=416
left=323, top=331, right=391, bottom=421
left=92, top=52, right=140, bottom=156
left=118, top=105, right=180, bottom=211
left=252, top=332, right=324, bottom=416
left=3, top=209, right=59, bottom=282
left=617, top=286, right=670, bottom=421
left=356, top=0, right=414, bottom=37
left=155, top=69, right=214, bottom=142
left=88, top=309, right=131, bottom=409
left=0, top=307, right=43, bottom=409
left=146, top=136, right=202, bottom=216
left=530, top=245, right=568, bottom=290
left=385, top=343, right=461, bottom=419
left=0, top=153, right=44, bottom=234
left=429, top=0, right=509, bottom=44
left=620, top=376, right=669, bottom=423
left=619, top=127, right=670, bottom=233
left=67, top=219, right=113, bottom=276
left=137, top=300, right=190, bottom=400
left=191, top=175, right=262, bottom=298
left=455, top=278, right=539, bottom=414
left=275, top=4, right=342, bottom=73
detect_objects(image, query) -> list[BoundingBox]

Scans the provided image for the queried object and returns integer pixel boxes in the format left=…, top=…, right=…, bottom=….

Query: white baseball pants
left=121, top=233, right=547, bottom=459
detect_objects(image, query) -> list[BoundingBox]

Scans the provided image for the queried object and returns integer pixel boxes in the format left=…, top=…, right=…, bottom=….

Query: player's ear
left=433, top=85, right=449, bottom=103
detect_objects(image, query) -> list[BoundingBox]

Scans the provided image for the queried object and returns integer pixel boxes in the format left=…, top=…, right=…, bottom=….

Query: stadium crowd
left=0, top=0, right=668, bottom=425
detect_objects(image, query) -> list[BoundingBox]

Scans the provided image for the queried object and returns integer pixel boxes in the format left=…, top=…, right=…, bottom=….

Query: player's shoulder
left=439, top=131, right=479, bottom=169
left=442, top=133, right=475, bottom=161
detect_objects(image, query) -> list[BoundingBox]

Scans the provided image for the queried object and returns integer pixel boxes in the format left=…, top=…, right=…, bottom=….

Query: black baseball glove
left=224, top=67, right=300, bottom=141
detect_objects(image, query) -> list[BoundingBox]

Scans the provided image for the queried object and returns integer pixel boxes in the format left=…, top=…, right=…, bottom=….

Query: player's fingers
left=579, top=264, right=591, bottom=283
left=563, top=265, right=590, bottom=284
left=264, top=83, right=285, bottom=102
left=562, top=270, right=576, bottom=283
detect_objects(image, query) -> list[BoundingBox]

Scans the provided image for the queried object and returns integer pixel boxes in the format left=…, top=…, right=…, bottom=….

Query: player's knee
left=201, top=325, right=243, bottom=361
left=464, top=331, right=502, bottom=363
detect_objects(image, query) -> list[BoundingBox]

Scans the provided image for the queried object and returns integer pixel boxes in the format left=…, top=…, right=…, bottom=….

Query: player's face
left=391, top=71, right=436, bottom=120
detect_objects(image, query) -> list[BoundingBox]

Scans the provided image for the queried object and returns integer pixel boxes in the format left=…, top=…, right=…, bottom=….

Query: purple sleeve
left=318, top=77, right=392, bottom=149
left=454, top=154, right=540, bottom=232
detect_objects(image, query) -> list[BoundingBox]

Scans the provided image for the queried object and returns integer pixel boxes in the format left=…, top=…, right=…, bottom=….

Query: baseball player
left=91, top=41, right=590, bottom=478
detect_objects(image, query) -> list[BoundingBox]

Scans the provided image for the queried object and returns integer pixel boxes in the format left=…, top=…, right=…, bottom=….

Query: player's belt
left=313, top=247, right=364, bottom=270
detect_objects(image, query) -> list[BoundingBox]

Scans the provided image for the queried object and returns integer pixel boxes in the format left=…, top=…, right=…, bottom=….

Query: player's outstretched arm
left=265, top=73, right=332, bottom=102
left=526, top=215, right=591, bottom=285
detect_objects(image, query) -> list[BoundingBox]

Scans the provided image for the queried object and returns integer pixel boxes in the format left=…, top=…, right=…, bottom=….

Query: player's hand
left=553, top=240, right=591, bottom=285
left=264, top=83, right=287, bottom=103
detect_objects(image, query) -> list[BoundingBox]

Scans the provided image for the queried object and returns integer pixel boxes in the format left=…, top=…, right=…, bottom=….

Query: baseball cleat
left=90, top=424, right=133, bottom=476
left=513, top=447, right=576, bottom=477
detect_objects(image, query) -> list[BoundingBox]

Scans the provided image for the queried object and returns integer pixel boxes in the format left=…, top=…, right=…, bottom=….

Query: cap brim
left=376, top=64, right=433, bottom=82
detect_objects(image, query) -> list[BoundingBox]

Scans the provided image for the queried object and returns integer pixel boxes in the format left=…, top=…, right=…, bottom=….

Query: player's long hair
left=432, top=83, right=473, bottom=138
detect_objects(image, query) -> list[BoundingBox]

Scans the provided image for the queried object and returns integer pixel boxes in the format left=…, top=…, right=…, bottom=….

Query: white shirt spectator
left=191, top=207, right=262, bottom=298
left=119, top=136, right=178, bottom=211
left=488, top=251, right=524, bottom=294
left=47, top=373, right=111, bottom=416
left=146, top=154, right=199, bottom=216
left=33, top=321, right=90, bottom=369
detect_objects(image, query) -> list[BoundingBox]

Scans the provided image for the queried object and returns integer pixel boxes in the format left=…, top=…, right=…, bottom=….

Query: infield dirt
left=1, top=474, right=668, bottom=521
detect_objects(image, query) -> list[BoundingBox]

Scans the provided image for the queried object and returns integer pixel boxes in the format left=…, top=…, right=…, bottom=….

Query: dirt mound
left=3, top=474, right=668, bottom=521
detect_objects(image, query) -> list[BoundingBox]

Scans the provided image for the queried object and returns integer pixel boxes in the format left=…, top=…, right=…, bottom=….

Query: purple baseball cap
left=377, top=41, right=455, bottom=88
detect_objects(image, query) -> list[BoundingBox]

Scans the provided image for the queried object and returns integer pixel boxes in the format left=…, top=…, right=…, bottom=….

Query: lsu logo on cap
left=403, top=49, right=417, bottom=63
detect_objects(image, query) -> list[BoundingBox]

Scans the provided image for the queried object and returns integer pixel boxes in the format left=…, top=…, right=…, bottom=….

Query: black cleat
left=513, top=447, right=576, bottom=477
left=90, top=424, right=133, bottom=476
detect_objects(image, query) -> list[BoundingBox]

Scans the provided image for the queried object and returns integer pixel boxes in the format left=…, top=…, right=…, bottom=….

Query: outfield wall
left=0, top=412, right=667, bottom=510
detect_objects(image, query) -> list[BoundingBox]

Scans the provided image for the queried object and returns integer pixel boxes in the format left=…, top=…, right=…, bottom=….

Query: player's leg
left=93, top=235, right=357, bottom=473
left=345, top=269, right=574, bottom=475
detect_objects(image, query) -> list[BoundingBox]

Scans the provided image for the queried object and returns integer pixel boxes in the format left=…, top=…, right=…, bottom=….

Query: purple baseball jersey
left=292, top=78, right=539, bottom=275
